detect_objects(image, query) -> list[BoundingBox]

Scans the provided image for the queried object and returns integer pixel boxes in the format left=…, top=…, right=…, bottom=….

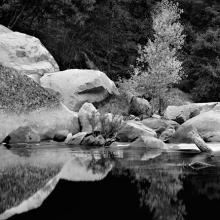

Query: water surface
left=1, top=142, right=220, bottom=220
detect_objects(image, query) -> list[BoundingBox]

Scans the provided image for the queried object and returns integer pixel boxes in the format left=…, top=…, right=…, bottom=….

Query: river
left=1, top=142, right=220, bottom=220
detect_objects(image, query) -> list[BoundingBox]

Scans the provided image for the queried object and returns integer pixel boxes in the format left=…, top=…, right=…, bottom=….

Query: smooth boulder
left=78, top=103, right=100, bottom=133
left=40, top=69, right=119, bottom=111
left=142, top=118, right=179, bottom=135
left=129, top=135, right=167, bottom=150
left=0, top=25, right=59, bottom=81
left=164, top=102, right=218, bottom=123
left=170, top=110, right=220, bottom=143
left=3, top=126, right=41, bottom=144
left=0, top=25, right=13, bottom=34
left=117, top=120, right=157, bottom=142
left=129, top=96, right=152, bottom=117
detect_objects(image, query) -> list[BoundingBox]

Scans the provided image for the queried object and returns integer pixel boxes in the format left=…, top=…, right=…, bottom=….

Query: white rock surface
left=0, top=104, right=80, bottom=143
left=78, top=103, right=100, bottom=133
left=40, top=69, right=119, bottom=111
left=117, top=120, right=157, bottom=142
left=0, top=25, right=59, bottom=80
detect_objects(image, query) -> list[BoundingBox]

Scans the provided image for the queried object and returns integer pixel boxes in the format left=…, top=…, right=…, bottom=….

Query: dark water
left=1, top=142, right=220, bottom=220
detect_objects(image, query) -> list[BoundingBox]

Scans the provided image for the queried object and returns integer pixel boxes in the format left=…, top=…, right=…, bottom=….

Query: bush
left=87, top=111, right=124, bottom=141
left=95, top=94, right=130, bottom=116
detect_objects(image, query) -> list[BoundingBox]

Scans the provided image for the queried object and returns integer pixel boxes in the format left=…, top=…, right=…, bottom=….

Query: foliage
left=178, top=0, right=220, bottom=102
left=135, top=0, right=185, bottom=111
left=96, top=94, right=130, bottom=116
left=0, top=0, right=154, bottom=80
left=119, top=0, right=185, bottom=114
left=1, top=0, right=220, bottom=101
left=87, top=111, right=124, bottom=140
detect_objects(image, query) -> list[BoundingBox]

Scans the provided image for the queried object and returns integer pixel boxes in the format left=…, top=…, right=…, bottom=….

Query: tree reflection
left=114, top=153, right=187, bottom=220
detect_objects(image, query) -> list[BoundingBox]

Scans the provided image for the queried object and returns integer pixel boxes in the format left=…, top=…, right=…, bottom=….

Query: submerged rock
left=117, top=120, right=156, bottom=142
left=188, top=161, right=214, bottom=170
left=40, top=69, right=119, bottom=111
left=0, top=25, right=59, bottom=81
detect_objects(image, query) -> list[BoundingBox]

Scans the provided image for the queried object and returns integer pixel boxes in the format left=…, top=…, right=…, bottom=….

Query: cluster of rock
left=0, top=25, right=118, bottom=145
left=64, top=103, right=123, bottom=147
left=1, top=25, right=220, bottom=153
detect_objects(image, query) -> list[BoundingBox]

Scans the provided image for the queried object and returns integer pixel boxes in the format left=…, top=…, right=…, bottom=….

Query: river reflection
left=1, top=143, right=220, bottom=219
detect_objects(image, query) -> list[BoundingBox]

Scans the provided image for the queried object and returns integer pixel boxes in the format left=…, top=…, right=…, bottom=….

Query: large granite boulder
left=129, top=135, right=167, bottom=150
left=117, top=120, right=157, bottom=142
left=164, top=102, right=218, bottom=124
left=170, top=110, right=220, bottom=143
left=0, top=25, right=59, bottom=82
left=0, top=66, right=79, bottom=143
left=3, top=126, right=41, bottom=144
left=142, top=118, right=179, bottom=135
left=0, top=25, right=13, bottom=34
left=40, top=69, right=119, bottom=111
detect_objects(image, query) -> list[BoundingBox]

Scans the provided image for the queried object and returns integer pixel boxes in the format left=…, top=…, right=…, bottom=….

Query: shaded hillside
left=0, top=66, right=59, bottom=114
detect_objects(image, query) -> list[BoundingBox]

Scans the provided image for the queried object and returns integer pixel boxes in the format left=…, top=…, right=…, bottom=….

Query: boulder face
left=117, top=120, right=157, bottom=142
left=78, top=102, right=99, bottom=133
left=65, top=132, right=88, bottom=145
left=142, top=118, right=179, bottom=135
left=0, top=25, right=59, bottom=81
left=129, top=135, right=167, bottom=150
left=3, top=126, right=41, bottom=144
left=0, top=66, right=79, bottom=143
left=164, top=102, right=219, bottom=123
left=0, top=25, right=13, bottom=34
left=170, top=110, right=220, bottom=143
left=40, top=69, right=119, bottom=111
left=129, top=96, right=152, bottom=117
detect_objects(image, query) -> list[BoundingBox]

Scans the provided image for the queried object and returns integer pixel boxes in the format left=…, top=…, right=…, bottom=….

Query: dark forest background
left=0, top=0, right=220, bottom=102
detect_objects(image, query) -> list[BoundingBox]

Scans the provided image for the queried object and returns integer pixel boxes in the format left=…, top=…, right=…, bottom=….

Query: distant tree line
left=0, top=0, right=220, bottom=102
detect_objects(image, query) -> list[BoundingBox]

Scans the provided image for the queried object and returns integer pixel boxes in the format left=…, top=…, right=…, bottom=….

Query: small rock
left=159, top=127, right=176, bottom=142
left=3, top=126, right=41, bottom=144
left=81, top=135, right=96, bottom=146
left=129, top=96, right=152, bottom=117
left=94, top=135, right=106, bottom=146
left=53, top=130, right=69, bottom=142
left=65, top=132, right=87, bottom=145
left=78, top=102, right=100, bottom=133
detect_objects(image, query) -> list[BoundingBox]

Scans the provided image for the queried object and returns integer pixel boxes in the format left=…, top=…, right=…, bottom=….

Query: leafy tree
left=178, top=0, right=220, bottom=101
left=120, top=0, right=185, bottom=113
